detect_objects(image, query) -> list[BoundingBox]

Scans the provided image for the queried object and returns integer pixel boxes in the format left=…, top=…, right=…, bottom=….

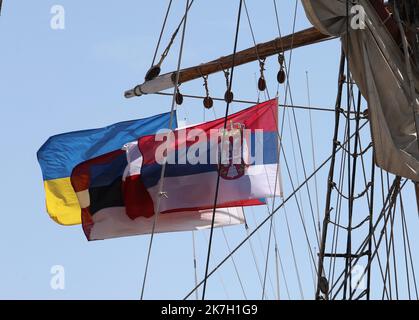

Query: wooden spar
left=124, top=27, right=335, bottom=98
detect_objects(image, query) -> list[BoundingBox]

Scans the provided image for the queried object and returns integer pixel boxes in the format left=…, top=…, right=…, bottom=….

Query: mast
left=315, top=50, right=346, bottom=300
left=124, top=27, right=335, bottom=98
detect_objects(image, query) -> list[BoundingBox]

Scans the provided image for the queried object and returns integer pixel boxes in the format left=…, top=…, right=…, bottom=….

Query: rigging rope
left=347, top=180, right=406, bottom=299
left=184, top=121, right=369, bottom=300
left=244, top=220, right=270, bottom=296
left=275, top=1, right=321, bottom=259
left=201, top=0, right=243, bottom=300
left=241, top=2, right=285, bottom=299
left=243, top=0, right=271, bottom=99
left=221, top=228, right=248, bottom=300
left=149, top=0, right=195, bottom=77
left=328, top=178, right=408, bottom=299
left=400, top=193, right=419, bottom=299
left=343, top=0, right=353, bottom=298
left=199, top=232, right=232, bottom=299
left=140, top=0, right=190, bottom=300
left=200, top=89, right=248, bottom=300
left=270, top=0, right=321, bottom=297
left=150, top=0, right=173, bottom=68
left=282, top=203, right=305, bottom=299
left=306, top=71, right=322, bottom=239
left=356, top=135, right=378, bottom=300
left=274, top=243, right=280, bottom=299
left=275, top=235, right=291, bottom=299
left=154, top=92, right=339, bottom=113
left=191, top=231, right=199, bottom=300
left=249, top=208, right=277, bottom=298
left=316, top=50, right=347, bottom=299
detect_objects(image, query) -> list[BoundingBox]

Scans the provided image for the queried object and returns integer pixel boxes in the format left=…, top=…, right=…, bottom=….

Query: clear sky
left=0, top=0, right=417, bottom=300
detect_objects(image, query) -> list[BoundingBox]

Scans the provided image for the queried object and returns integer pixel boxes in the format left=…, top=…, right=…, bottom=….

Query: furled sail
left=302, top=0, right=419, bottom=181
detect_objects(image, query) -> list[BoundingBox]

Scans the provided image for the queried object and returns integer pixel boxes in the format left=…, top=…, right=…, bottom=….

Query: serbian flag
left=137, top=98, right=281, bottom=217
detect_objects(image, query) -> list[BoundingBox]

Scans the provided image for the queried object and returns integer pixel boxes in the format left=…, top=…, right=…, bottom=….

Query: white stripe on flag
left=147, top=164, right=281, bottom=213
left=88, top=206, right=245, bottom=240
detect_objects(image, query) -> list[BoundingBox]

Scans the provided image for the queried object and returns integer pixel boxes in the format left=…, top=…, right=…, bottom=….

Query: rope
left=261, top=115, right=318, bottom=297
left=306, top=71, right=322, bottom=239
left=400, top=193, right=412, bottom=299
left=199, top=81, right=248, bottom=300
left=279, top=139, right=318, bottom=270
left=282, top=202, right=305, bottom=299
left=243, top=0, right=271, bottom=99
left=274, top=243, right=281, bottom=299
left=355, top=135, right=383, bottom=300
left=150, top=0, right=173, bottom=68
left=275, top=1, right=322, bottom=261
left=249, top=208, right=276, bottom=298
left=259, top=113, right=283, bottom=300
left=201, top=0, right=243, bottom=300
left=270, top=0, right=320, bottom=298
left=154, top=91, right=338, bottom=112
left=343, top=0, right=353, bottom=298
left=260, top=207, right=277, bottom=300
left=155, top=0, right=195, bottom=68
left=274, top=234, right=291, bottom=299
left=199, top=232, right=231, bottom=299
left=244, top=221, right=268, bottom=295
left=328, top=178, right=407, bottom=299
left=139, top=0, right=190, bottom=300
left=346, top=181, right=405, bottom=299
left=221, top=228, right=248, bottom=300
left=328, top=120, right=350, bottom=297
left=272, top=0, right=285, bottom=97
left=183, top=121, right=369, bottom=300
left=381, top=199, right=398, bottom=299
left=191, top=231, right=199, bottom=300
left=400, top=193, right=419, bottom=299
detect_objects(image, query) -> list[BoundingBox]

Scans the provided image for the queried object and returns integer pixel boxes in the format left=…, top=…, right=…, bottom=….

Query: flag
left=138, top=99, right=281, bottom=216
left=71, top=142, right=247, bottom=241
left=37, top=112, right=176, bottom=225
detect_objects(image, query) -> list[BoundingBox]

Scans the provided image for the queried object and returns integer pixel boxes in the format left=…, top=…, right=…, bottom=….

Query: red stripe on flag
left=139, top=99, right=279, bottom=166
left=123, top=174, right=155, bottom=220
left=161, top=199, right=266, bottom=215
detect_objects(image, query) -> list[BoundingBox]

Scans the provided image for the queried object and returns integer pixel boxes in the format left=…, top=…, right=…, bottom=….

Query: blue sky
left=0, top=1, right=417, bottom=300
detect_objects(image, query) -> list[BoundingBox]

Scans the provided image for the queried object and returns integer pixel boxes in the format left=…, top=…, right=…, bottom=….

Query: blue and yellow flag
left=37, top=112, right=176, bottom=226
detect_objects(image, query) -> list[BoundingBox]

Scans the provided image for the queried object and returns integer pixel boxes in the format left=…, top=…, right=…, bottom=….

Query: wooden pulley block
left=175, top=91, right=184, bottom=105
left=258, top=77, right=267, bottom=91
left=224, top=90, right=234, bottom=103
left=319, top=276, right=329, bottom=295
left=145, top=65, right=161, bottom=81
left=203, top=97, right=214, bottom=109
left=277, top=69, right=286, bottom=84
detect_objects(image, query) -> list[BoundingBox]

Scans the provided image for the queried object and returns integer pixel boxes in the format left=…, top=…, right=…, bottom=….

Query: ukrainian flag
left=37, top=112, right=176, bottom=226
